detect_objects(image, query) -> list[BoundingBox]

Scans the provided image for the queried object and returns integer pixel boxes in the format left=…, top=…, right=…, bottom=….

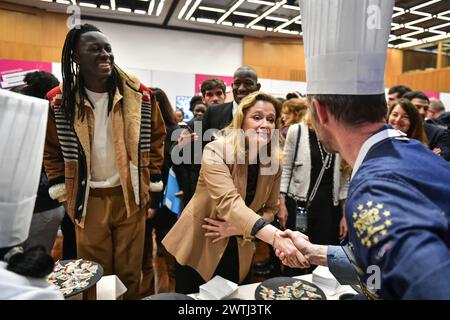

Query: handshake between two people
left=274, top=229, right=328, bottom=269
left=202, top=218, right=328, bottom=269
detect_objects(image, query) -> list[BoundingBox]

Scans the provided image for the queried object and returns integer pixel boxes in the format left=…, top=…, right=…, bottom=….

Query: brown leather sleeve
left=149, top=96, right=166, bottom=175
left=43, top=105, right=65, bottom=183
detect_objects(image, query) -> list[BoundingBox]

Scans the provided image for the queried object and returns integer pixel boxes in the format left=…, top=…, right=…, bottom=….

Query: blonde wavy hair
left=217, top=91, right=283, bottom=163
left=282, top=98, right=308, bottom=126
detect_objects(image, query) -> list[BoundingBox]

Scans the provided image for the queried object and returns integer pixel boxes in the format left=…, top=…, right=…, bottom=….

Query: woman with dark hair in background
left=189, top=95, right=207, bottom=118
left=387, top=98, right=429, bottom=146
left=175, top=108, right=185, bottom=123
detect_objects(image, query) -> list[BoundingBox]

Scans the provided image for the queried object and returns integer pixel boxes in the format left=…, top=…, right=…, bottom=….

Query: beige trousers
left=76, top=186, right=145, bottom=300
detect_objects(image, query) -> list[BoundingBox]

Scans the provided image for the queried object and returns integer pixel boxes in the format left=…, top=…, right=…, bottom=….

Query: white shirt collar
left=232, top=100, right=238, bottom=116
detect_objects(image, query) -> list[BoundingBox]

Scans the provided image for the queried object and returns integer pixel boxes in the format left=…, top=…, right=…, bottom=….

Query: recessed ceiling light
left=148, top=0, right=155, bottom=15
left=251, top=25, right=266, bottom=30
left=247, top=0, right=275, bottom=6
left=395, top=32, right=450, bottom=48
left=266, top=16, right=288, bottom=22
left=156, top=0, right=165, bottom=16
left=197, top=18, right=216, bottom=24
left=410, top=0, right=441, bottom=12
left=233, top=11, right=258, bottom=17
left=178, top=0, right=192, bottom=19
left=247, top=0, right=287, bottom=28
left=274, top=14, right=300, bottom=31
left=185, top=0, right=202, bottom=20
left=79, top=2, right=96, bottom=8
left=199, top=6, right=226, bottom=13
left=430, top=22, right=450, bottom=31
left=217, top=0, right=245, bottom=24
left=117, top=7, right=132, bottom=13
left=278, top=29, right=299, bottom=35
left=282, top=4, right=299, bottom=11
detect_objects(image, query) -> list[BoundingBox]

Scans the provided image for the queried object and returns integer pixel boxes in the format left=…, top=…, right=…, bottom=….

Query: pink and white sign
left=0, top=59, right=52, bottom=89
left=195, top=73, right=235, bottom=103
left=424, top=92, right=440, bottom=99
left=195, top=73, right=234, bottom=92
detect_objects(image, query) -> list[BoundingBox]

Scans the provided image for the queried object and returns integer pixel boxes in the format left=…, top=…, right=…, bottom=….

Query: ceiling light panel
left=47, top=0, right=167, bottom=16
left=40, top=0, right=449, bottom=46
left=199, top=6, right=226, bottom=13
left=115, top=0, right=150, bottom=13
left=247, top=0, right=275, bottom=6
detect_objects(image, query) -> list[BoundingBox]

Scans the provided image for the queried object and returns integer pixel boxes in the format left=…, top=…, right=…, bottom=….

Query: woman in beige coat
left=162, top=92, right=309, bottom=294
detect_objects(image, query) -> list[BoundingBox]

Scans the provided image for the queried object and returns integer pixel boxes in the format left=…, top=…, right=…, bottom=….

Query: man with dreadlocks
left=44, top=24, right=166, bottom=299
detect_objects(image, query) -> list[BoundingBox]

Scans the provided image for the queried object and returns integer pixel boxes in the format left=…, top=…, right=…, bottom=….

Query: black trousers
left=175, top=237, right=252, bottom=294
left=61, top=212, right=77, bottom=260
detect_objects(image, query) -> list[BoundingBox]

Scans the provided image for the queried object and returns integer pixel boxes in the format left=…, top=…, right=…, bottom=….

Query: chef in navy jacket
left=279, top=0, right=450, bottom=300
left=341, top=125, right=450, bottom=299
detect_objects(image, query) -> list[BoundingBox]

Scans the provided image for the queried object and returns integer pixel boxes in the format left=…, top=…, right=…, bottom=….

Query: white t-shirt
left=85, top=88, right=120, bottom=189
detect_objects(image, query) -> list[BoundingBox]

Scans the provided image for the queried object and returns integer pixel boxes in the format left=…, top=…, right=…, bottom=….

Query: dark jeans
left=60, top=212, right=77, bottom=260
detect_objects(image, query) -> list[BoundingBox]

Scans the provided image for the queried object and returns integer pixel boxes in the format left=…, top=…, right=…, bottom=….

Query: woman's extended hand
left=202, top=217, right=240, bottom=243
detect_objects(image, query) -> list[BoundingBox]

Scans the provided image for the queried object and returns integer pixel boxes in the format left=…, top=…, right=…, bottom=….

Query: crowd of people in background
left=1, top=20, right=450, bottom=300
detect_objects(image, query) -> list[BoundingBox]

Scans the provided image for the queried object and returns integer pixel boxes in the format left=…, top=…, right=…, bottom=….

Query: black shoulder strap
left=287, top=124, right=301, bottom=194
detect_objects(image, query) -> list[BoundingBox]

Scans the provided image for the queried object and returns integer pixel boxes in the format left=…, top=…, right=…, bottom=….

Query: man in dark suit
left=202, top=65, right=261, bottom=138
left=176, top=66, right=261, bottom=206
left=200, top=78, right=226, bottom=107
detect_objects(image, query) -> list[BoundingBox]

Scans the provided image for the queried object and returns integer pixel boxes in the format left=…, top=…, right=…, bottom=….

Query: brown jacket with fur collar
left=44, top=70, right=166, bottom=227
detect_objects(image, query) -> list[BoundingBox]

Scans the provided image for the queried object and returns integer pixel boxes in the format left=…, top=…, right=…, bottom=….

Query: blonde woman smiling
left=163, top=92, right=309, bottom=293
